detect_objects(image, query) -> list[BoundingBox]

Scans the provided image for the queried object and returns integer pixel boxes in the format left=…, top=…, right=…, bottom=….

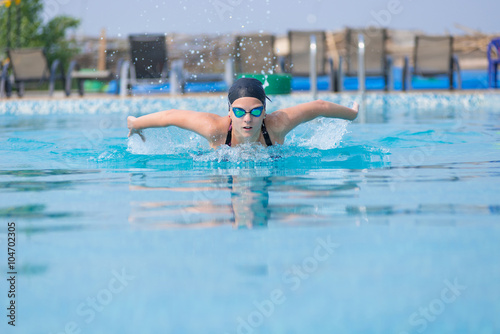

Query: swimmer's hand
left=127, top=116, right=145, bottom=142
left=352, top=102, right=359, bottom=113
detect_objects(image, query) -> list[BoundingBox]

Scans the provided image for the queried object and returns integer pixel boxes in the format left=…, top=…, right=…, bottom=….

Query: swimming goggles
left=232, top=106, right=264, bottom=118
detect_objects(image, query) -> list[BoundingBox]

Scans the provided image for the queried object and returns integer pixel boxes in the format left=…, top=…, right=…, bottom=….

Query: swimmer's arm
left=127, top=109, right=223, bottom=140
left=273, top=100, right=359, bottom=136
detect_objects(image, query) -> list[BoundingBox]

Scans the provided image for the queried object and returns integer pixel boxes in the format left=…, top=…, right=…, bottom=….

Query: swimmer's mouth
left=243, top=126, right=253, bottom=130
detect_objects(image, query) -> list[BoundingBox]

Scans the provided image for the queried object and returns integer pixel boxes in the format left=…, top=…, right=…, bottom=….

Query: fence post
left=310, top=34, right=317, bottom=99
left=357, top=33, right=365, bottom=93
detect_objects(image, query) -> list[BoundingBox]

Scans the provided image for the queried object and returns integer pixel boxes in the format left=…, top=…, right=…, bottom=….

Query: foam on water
left=190, top=143, right=322, bottom=165
left=126, top=118, right=346, bottom=164
left=287, top=118, right=349, bottom=150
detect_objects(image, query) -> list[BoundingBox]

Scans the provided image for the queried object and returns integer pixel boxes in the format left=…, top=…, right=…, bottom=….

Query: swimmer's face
left=229, top=97, right=265, bottom=141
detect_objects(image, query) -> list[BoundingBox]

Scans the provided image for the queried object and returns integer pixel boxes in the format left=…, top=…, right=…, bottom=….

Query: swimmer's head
left=228, top=78, right=271, bottom=110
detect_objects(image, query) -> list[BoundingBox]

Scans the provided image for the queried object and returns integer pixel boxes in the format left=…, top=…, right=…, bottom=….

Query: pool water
left=1, top=93, right=499, bottom=333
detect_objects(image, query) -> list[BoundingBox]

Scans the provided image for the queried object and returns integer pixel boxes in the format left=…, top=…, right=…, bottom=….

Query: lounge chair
left=283, top=30, right=335, bottom=91
left=128, top=34, right=169, bottom=87
left=124, top=33, right=233, bottom=95
left=117, top=33, right=185, bottom=95
left=403, top=35, right=461, bottom=90
left=487, top=37, right=500, bottom=88
left=339, top=27, right=393, bottom=91
left=1, top=48, right=65, bottom=97
left=234, top=34, right=277, bottom=74
left=178, top=34, right=233, bottom=92
left=125, top=34, right=217, bottom=94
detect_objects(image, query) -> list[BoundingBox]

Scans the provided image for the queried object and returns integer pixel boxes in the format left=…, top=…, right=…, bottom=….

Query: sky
left=43, top=0, right=499, bottom=38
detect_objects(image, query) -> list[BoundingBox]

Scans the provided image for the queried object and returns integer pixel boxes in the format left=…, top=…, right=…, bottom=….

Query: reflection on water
left=0, top=169, right=97, bottom=177
left=229, top=176, right=270, bottom=228
left=0, top=204, right=77, bottom=219
left=0, top=180, right=74, bottom=192
left=128, top=173, right=273, bottom=229
left=127, top=157, right=500, bottom=229
left=125, top=137, right=389, bottom=229
left=346, top=204, right=500, bottom=216
left=17, top=263, right=49, bottom=276
left=128, top=169, right=362, bottom=229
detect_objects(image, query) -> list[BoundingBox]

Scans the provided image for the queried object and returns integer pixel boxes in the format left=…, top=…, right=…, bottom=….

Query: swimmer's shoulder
left=205, top=113, right=231, bottom=147
left=265, top=110, right=289, bottom=137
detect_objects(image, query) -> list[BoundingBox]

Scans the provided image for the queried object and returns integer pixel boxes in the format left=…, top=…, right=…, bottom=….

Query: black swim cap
left=228, top=78, right=271, bottom=109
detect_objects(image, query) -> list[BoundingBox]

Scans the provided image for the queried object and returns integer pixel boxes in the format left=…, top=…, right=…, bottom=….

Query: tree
left=0, top=0, right=80, bottom=68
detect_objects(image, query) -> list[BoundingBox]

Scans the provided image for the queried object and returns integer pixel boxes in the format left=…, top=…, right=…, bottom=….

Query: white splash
left=288, top=118, right=349, bottom=150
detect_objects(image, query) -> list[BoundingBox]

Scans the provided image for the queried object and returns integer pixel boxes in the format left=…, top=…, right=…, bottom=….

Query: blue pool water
left=1, top=93, right=500, bottom=333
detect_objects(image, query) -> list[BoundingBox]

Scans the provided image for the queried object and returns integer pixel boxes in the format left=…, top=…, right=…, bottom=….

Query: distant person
left=127, top=78, right=359, bottom=148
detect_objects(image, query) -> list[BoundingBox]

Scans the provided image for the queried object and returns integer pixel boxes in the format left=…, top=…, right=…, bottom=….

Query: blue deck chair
left=403, top=35, right=461, bottom=90
left=488, top=37, right=500, bottom=88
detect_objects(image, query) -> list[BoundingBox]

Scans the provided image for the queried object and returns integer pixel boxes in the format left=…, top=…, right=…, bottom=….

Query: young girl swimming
left=127, top=77, right=359, bottom=148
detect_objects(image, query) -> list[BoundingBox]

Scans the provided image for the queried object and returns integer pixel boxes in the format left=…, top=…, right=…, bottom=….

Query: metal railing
left=309, top=34, right=318, bottom=99
left=357, top=33, right=366, bottom=93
